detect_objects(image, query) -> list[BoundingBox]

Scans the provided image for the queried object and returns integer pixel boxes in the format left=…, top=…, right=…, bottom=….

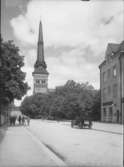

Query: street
left=0, top=120, right=123, bottom=167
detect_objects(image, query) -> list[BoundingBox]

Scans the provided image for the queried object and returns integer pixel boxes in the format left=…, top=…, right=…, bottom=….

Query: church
left=32, top=21, right=49, bottom=94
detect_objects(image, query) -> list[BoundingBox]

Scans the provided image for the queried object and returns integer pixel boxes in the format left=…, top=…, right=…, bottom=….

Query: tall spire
left=32, top=20, right=49, bottom=95
left=38, top=21, right=43, bottom=44
left=37, top=21, right=44, bottom=62
left=35, top=21, right=47, bottom=69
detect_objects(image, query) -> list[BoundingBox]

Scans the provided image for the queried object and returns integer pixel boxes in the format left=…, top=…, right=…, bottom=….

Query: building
left=99, top=41, right=124, bottom=124
left=32, top=21, right=49, bottom=94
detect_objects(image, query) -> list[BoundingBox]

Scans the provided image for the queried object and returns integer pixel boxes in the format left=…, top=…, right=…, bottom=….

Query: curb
left=92, top=128, right=123, bottom=135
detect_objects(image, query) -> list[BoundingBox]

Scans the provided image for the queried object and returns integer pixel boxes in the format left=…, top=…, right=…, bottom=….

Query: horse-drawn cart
left=71, top=116, right=92, bottom=129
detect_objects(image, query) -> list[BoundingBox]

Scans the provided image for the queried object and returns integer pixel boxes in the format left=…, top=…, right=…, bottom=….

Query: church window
left=41, top=80, right=46, bottom=87
left=36, top=80, right=40, bottom=84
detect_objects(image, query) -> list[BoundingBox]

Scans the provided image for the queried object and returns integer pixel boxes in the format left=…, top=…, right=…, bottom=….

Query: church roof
left=33, top=21, right=49, bottom=75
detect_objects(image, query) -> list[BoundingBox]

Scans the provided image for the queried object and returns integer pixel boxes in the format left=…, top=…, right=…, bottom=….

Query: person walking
left=9, top=115, right=13, bottom=126
left=27, top=117, right=30, bottom=126
left=18, top=115, right=22, bottom=125
left=13, top=116, right=16, bottom=126
left=9, top=115, right=16, bottom=126
left=22, top=116, right=25, bottom=126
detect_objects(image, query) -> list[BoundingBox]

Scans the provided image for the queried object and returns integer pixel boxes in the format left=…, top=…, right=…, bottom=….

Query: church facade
left=32, top=21, right=49, bottom=94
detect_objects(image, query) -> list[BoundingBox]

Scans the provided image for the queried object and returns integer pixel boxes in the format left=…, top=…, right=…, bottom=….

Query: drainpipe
left=99, top=66, right=102, bottom=122
left=119, top=51, right=123, bottom=124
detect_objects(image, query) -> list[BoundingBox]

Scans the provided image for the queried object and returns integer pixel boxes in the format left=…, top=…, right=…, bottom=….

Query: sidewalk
left=92, top=122, right=123, bottom=135
left=0, top=126, right=57, bottom=167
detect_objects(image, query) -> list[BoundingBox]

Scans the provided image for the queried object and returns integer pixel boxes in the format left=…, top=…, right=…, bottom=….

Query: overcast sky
left=1, top=0, right=124, bottom=106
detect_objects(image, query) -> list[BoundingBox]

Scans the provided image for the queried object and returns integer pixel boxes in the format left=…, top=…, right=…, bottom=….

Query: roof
left=99, top=41, right=124, bottom=68
left=99, top=60, right=106, bottom=69
left=106, top=41, right=124, bottom=55
left=108, top=43, right=119, bottom=53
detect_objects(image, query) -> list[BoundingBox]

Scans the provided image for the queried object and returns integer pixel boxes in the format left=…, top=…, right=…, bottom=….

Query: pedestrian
left=18, top=115, right=22, bottom=125
left=9, top=116, right=16, bottom=126
left=13, top=116, right=16, bottom=126
left=22, top=116, right=25, bottom=125
left=9, top=116, right=12, bottom=126
left=27, top=117, right=30, bottom=126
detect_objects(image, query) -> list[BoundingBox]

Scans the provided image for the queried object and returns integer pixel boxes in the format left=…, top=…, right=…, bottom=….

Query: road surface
left=28, top=119, right=123, bottom=167
left=0, top=120, right=123, bottom=167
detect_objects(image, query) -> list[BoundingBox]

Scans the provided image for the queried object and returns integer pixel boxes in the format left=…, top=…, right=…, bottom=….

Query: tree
left=62, top=94, right=81, bottom=119
left=20, top=93, right=50, bottom=118
left=0, top=37, right=29, bottom=107
left=91, top=90, right=101, bottom=121
left=49, top=95, right=65, bottom=120
left=20, top=80, right=100, bottom=121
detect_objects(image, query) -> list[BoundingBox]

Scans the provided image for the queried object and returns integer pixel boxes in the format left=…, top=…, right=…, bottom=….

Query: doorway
left=116, top=110, right=119, bottom=123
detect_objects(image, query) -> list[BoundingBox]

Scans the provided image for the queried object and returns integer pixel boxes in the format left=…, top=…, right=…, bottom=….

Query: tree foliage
left=20, top=94, right=49, bottom=118
left=20, top=80, right=100, bottom=120
left=0, top=36, right=29, bottom=107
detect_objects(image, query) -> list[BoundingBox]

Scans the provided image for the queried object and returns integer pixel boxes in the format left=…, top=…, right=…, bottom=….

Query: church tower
left=32, top=21, right=49, bottom=94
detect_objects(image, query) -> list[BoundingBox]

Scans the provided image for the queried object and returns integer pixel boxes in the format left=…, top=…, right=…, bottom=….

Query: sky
left=1, top=0, right=124, bottom=106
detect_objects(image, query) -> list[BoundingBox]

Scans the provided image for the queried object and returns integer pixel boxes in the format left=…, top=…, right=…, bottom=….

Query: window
left=108, top=86, right=111, bottom=95
left=113, top=65, right=117, bottom=77
left=42, top=80, right=46, bottom=87
left=103, top=88, right=106, bottom=100
left=107, top=69, right=111, bottom=79
left=103, top=108, right=106, bottom=116
left=109, top=107, right=113, bottom=122
left=36, top=79, right=40, bottom=84
left=103, top=72, right=107, bottom=82
left=42, top=80, right=46, bottom=84
left=113, top=84, right=117, bottom=97
left=116, top=110, right=119, bottom=123
left=103, top=108, right=106, bottom=121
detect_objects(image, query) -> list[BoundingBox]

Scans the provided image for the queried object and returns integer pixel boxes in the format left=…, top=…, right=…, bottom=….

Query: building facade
left=99, top=41, right=124, bottom=124
left=32, top=21, right=49, bottom=94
